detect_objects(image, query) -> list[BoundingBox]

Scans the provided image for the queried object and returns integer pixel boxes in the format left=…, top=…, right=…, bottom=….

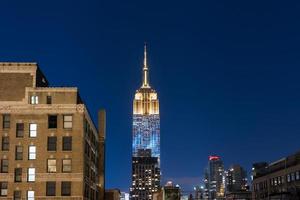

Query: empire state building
left=130, top=45, right=160, bottom=200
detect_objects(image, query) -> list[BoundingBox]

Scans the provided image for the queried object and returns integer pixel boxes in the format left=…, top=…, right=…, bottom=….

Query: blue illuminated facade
left=130, top=45, right=161, bottom=200
left=132, top=114, right=160, bottom=158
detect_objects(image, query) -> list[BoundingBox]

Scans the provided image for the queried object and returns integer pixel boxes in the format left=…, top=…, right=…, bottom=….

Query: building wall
left=0, top=63, right=104, bottom=200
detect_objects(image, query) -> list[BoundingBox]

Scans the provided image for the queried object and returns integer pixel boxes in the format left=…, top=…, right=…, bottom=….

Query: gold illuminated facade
left=130, top=45, right=161, bottom=200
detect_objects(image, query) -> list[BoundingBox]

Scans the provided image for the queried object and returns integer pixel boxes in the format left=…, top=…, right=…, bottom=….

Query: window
left=0, top=182, right=7, bottom=196
left=14, top=190, right=22, bottom=200
left=2, top=137, right=9, bottom=151
left=63, top=136, right=72, bottom=151
left=296, top=171, right=300, bottom=180
left=48, top=115, right=57, bottom=129
left=1, top=160, right=8, bottom=173
left=47, top=96, right=52, bottom=105
left=16, top=123, right=24, bottom=137
left=287, top=174, right=291, bottom=182
left=15, top=168, right=22, bottom=182
left=63, top=115, right=73, bottom=129
left=61, top=181, right=71, bottom=196
left=291, top=173, right=295, bottom=181
left=28, top=146, right=36, bottom=160
left=47, top=159, right=56, bottom=173
left=46, top=182, right=56, bottom=196
left=15, top=146, right=23, bottom=160
left=62, top=159, right=72, bottom=172
left=27, top=190, right=34, bottom=200
left=2, top=114, right=10, bottom=129
left=29, top=124, right=37, bottom=137
left=47, top=137, right=57, bottom=151
left=30, top=95, right=38, bottom=104
left=27, top=168, right=35, bottom=182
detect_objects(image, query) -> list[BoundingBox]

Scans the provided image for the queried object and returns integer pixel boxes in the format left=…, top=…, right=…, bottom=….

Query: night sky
left=1, top=0, right=300, bottom=192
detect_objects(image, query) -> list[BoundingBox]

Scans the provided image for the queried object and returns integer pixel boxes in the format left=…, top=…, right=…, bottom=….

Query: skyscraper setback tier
left=130, top=45, right=160, bottom=200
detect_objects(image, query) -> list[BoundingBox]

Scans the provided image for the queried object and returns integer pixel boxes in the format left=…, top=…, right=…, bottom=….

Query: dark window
left=14, top=168, right=22, bottom=182
left=61, top=181, right=71, bottom=196
left=46, top=181, right=56, bottom=196
left=0, top=182, right=7, bottom=196
left=16, top=123, right=24, bottom=138
left=1, top=160, right=8, bottom=173
left=62, top=137, right=72, bottom=151
left=62, top=159, right=72, bottom=172
left=15, top=146, right=23, bottom=160
left=47, top=137, right=57, bottom=151
left=2, top=114, right=10, bottom=129
left=1, top=137, right=9, bottom=151
left=14, top=190, right=21, bottom=200
left=47, top=96, right=52, bottom=104
left=48, top=115, right=57, bottom=129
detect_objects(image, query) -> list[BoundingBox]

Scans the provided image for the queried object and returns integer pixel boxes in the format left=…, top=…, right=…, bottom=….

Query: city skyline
left=0, top=0, right=300, bottom=193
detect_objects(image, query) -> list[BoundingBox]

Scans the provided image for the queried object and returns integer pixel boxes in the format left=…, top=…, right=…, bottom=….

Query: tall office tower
left=207, top=155, right=225, bottom=200
left=225, top=164, right=248, bottom=193
left=130, top=45, right=160, bottom=200
left=0, top=63, right=105, bottom=199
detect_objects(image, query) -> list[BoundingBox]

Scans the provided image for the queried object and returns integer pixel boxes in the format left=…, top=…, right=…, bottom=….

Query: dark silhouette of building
left=252, top=150, right=300, bottom=200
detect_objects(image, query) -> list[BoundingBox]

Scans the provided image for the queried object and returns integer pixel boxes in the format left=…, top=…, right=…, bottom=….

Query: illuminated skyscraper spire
left=142, top=43, right=150, bottom=88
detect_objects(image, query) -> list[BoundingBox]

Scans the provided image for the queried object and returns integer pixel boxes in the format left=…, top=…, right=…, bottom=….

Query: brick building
left=0, top=63, right=105, bottom=199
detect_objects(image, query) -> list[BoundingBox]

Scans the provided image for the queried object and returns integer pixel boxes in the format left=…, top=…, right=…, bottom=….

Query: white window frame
left=30, top=96, right=38, bottom=105
left=29, top=124, right=37, bottom=137
left=28, top=146, right=36, bottom=160
left=27, top=190, right=34, bottom=200
left=27, top=168, right=35, bottom=182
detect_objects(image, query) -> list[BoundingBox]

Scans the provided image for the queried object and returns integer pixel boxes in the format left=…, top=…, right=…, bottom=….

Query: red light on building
left=209, top=155, right=220, bottom=161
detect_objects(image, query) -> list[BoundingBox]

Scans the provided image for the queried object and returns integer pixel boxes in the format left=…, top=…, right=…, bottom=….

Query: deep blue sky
left=1, top=0, right=300, bottom=192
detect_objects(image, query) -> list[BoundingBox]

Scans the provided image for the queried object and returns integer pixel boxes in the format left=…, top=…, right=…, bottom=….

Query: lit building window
left=0, top=182, right=7, bottom=196
left=62, top=159, right=72, bottom=172
left=47, top=159, right=56, bottom=173
left=27, top=168, right=35, bottom=182
left=27, top=190, right=34, bottom=200
left=29, top=124, right=37, bottom=137
left=28, top=146, right=36, bottom=160
left=63, top=115, right=73, bottom=129
left=30, top=96, right=38, bottom=104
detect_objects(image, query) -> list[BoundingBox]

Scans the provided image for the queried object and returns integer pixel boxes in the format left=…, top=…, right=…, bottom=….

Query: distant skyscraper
left=225, top=164, right=248, bottom=193
left=205, top=155, right=225, bottom=200
left=130, top=45, right=160, bottom=200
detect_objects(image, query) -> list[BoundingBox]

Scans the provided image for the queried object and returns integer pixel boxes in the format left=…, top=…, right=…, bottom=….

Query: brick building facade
left=0, top=63, right=105, bottom=199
